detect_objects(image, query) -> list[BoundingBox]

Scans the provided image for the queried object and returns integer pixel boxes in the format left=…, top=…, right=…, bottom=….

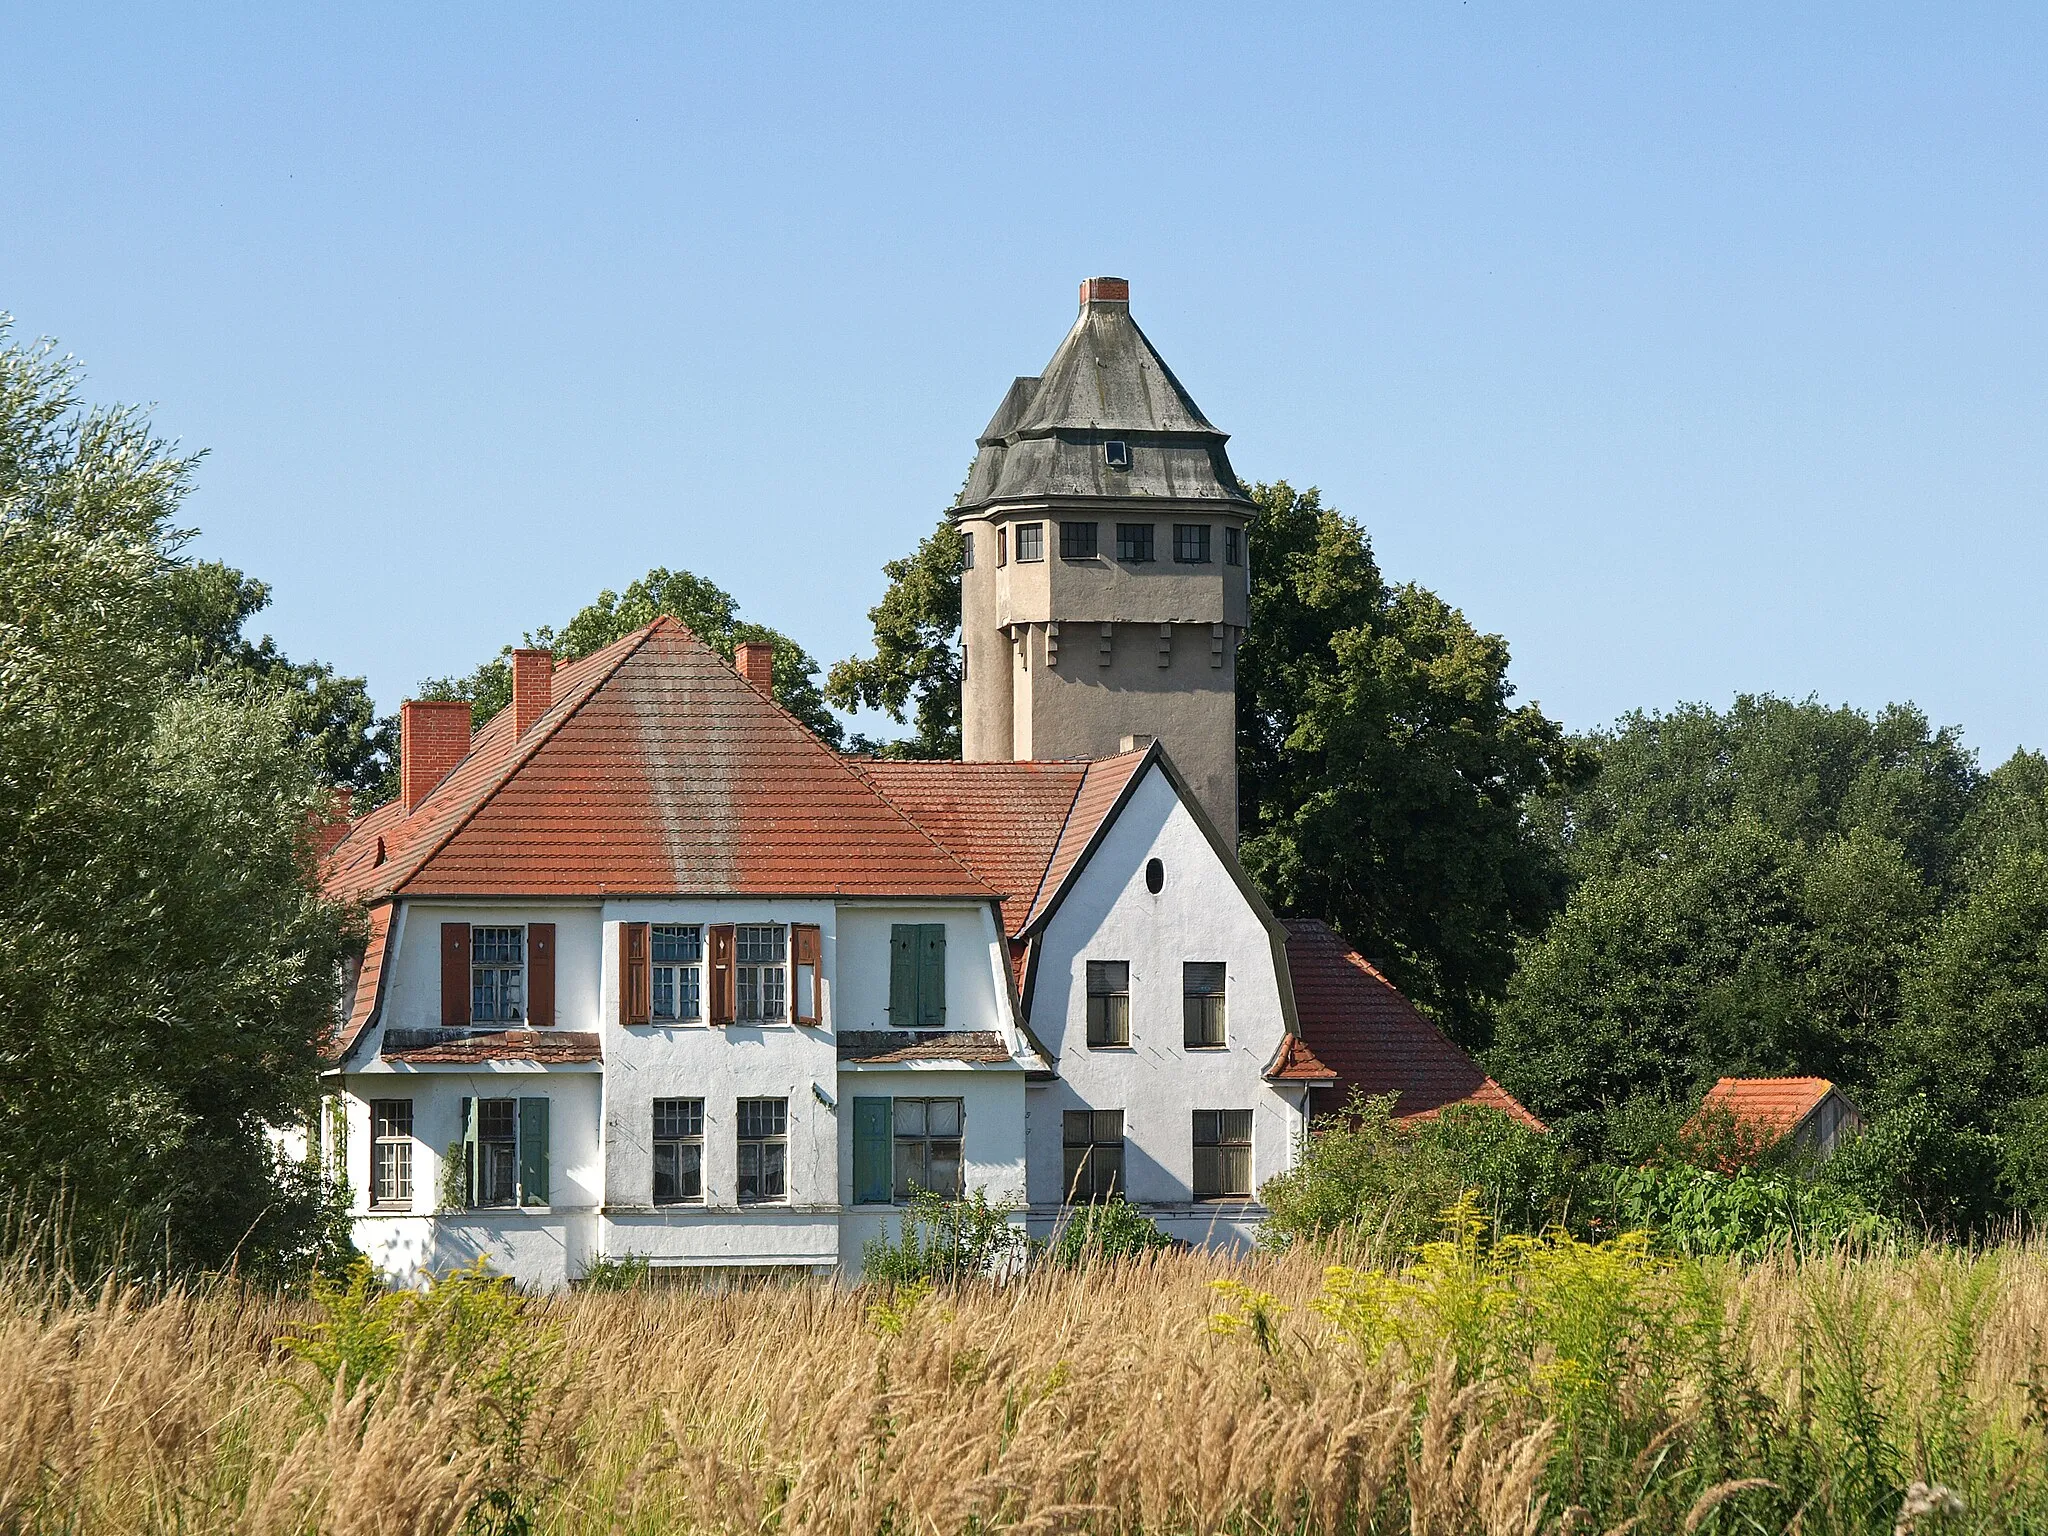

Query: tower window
left=1104, top=440, right=1131, bottom=470
left=1015, top=523, right=1045, bottom=563
left=997, top=528, right=1008, bottom=566
left=963, top=531, right=975, bottom=570
left=1059, top=521, right=1098, bottom=559
left=1173, top=524, right=1212, bottom=564
left=1115, top=523, right=1154, bottom=563
left=1224, top=527, right=1242, bottom=567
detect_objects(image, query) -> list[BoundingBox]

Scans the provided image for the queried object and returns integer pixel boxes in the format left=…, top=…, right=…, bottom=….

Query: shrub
left=576, top=1253, right=650, bottom=1292
left=861, top=1188, right=1025, bottom=1287
left=1594, top=1161, right=1886, bottom=1257
left=1045, top=1196, right=1173, bottom=1268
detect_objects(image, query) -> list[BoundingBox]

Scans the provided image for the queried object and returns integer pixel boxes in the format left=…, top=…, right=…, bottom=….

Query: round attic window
left=1145, top=857, right=1164, bottom=893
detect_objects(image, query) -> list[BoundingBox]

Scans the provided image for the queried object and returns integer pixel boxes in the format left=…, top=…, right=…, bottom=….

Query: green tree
left=0, top=322, right=351, bottom=1274
left=420, top=565, right=843, bottom=751
left=825, top=517, right=963, bottom=757
left=1492, top=697, right=1977, bottom=1148
left=1236, top=483, right=1592, bottom=1043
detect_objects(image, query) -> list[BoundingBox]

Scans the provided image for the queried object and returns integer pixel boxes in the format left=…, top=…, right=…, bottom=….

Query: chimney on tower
left=1079, top=276, right=1130, bottom=308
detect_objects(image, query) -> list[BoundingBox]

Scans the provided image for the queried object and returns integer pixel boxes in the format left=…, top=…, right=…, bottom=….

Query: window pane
left=1184, top=962, right=1226, bottom=996
left=652, top=924, right=700, bottom=963
left=484, top=1143, right=517, bottom=1205
left=1062, top=1110, right=1094, bottom=1145
left=1094, top=1109, right=1124, bottom=1144
left=653, top=1142, right=681, bottom=1203
left=1087, top=960, right=1129, bottom=994
left=1016, top=523, right=1044, bottom=562
left=929, top=1142, right=963, bottom=1198
left=1062, top=1146, right=1091, bottom=1202
left=1184, top=993, right=1225, bottom=1048
left=1220, top=1109, right=1254, bottom=1144
left=1193, top=1110, right=1219, bottom=1147
left=760, top=1142, right=786, bottom=1199
left=926, top=1098, right=961, bottom=1137
left=1060, top=521, right=1098, bottom=559
left=653, top=966, right=675, bottom=1019
left=1116, top=523, right=1154, bottom=562
left=737, top=1140, right=759, bottom=1201
left=481, top=1099, right=516, bottom=1139
left=895, top=1099, right=926, bottom=1138
left=893, top=1139, right=927, bottom=1202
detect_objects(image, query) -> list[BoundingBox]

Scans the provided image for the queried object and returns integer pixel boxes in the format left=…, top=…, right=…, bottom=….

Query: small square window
left=1015, top=523, right=1045, bottom=562
left=1105, top=440, right=1131, bottom=470
left=1115, top=523, right=1154, bottom=563
left=1173, top=524, right=1211, bottom=564
left=1224, top=527, right=1242, bottom=567
left=1059, top=521, right=1098, bottom=560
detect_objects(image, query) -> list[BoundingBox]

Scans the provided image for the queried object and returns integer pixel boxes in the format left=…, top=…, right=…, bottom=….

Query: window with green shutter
left=518, top=1097, right=549, bottom=1207
left=853, top=1097, right=893, bottom=1204
left=888, top=923, right=947, bottom=1028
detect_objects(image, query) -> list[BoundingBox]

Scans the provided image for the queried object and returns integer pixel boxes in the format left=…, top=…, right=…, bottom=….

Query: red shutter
left=709, top=924, right=736, bottom=1024
left=792, top=923, right=823, bottom=1024
left=619, top=922, right=650, bottom=1026
left=440, top=923, right=470, bottom=1027
left=528, top=923, right=555, bottom=1026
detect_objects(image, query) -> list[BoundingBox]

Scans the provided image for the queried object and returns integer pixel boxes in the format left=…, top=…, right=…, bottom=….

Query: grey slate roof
left=954, top=282, right=1252, bottom=515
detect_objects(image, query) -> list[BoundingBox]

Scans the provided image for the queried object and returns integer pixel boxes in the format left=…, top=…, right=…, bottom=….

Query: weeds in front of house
left=0, top=1215, right=2038, bottom=1534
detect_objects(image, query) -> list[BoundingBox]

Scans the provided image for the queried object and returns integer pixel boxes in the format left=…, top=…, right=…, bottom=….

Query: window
left=370, top=1099, right=413, bottom=1207
left=736, top=924, right=786, bottom=1022
left=1193, top=1110, right=1254, bottom=1199
left=1015, top=522, right=1045, bottom=562
left=963, top=531, right=975, bottom=570
left=1115, top=523, right=1154, bottom=563
left=1173, top=524, right=1212, bottom=564
left=893, top=1097, right=964, bottom=1201
left=889, top=922, right=946, bottom=1028
left=997, top=527, right=1008, bottom=566
left=1105, top=439, right=1131, bottom=470
left=653, top=1098, right=704, bottom=1204
left=476, top=1098, right=518, bottom=1207
left=1224, top=526, right=1242, bottom=567
left=737, top=1097, right=788, bottom=1204
left=1062, top=1109, right=1125, bottom=1202
left=651, top=924, right=702, bottom=1022
left=1060, top=521, right=1098, bottom=559
left=471, top=925, right=525, bottom=1023
left=1183, top=962, right=1227, bottom=1048
left=1086, top=960, right=1130, bottom=1047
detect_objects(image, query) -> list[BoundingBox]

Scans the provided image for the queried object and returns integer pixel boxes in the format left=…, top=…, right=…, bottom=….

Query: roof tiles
left=1692, top=1077, right=1838, bottom=1140
left=383, top=1030, right=602, bottom=1065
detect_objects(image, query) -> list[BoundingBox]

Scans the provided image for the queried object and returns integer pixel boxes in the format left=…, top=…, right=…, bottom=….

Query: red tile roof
left=322, top=621, right=995, bottom=901
left=1690, top=1077, right=1838, bottom=1143
left=1282, top=919, right=1544, bottom=1130
left=330, top=903, right=392, bottom=1062
left=1023, top=751, right=1150, bottom=932
left=1264, top=1033, right=1337, bottom=1082
left=383, top=1030, right=602, bottom=1065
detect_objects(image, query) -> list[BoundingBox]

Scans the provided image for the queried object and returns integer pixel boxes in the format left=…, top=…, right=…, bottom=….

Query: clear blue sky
left=6, top=6, right=2044, bottom=758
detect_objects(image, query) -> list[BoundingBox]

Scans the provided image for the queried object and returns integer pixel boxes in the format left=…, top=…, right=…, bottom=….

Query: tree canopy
left=419, top=565, right=842, bottom=757
left=0, top=323, right=350, bottom=1275
left=824, top=517, right=963, bottom=758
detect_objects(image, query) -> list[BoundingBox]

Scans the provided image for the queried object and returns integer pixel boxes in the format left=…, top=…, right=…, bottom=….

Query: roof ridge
left=388, top=623, right=662, bottom=895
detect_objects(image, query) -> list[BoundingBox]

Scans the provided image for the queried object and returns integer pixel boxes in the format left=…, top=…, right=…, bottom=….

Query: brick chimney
left=401, top=700, right=473, bottom=813
left=1079, top=276, right=1129, bottom=308
left=511, top=648, right=553, bottom=737
left=734, top=641, right=774, bottom=690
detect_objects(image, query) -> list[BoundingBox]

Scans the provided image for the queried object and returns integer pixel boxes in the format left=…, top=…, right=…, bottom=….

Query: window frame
left=475, top=1097, right=519, bottom=1208
left=1104, top=439, right=1131, bottom=470
left=1085, top=960, right=1131, bottom=1048
left=652, top=1097, right=705, bottom=1206
left=1192, top=1109, right=1254, bottom=1200
left=963, top=530, right=975, bottom=570
left=1059, top=521, right=1099, bottom=560
left=736, top=1096, right=789, bottom=1205
left=1172, top=523, right=1212, bottom=564
left=1182, top=961, right=1227, bottom=1049
left=1224, top=526, right=1242, bottom=567
left=1015, top=522, right=1045, bottom=563
left=891, top=1096, right=965, bottom=1203
left=470, top=924, right=526, bottom=1025
left=1062, top=1108, right=1125, bottom=1203
left=735, top=923, right=788, bottom=1023
left=370, top=1098, right=413, bottom=1209
left=650, top=924, right=703, bottom=1023
left=1115, top=523, right=1155, bottom=563
left=997, top=527, right=1008, bottom=566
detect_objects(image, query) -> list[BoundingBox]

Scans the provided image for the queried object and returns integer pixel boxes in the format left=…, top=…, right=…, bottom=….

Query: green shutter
left=519, top=1097, right=549, bottom=1207
left=853, top=1097, right=893, bottom=1204
left=458, top=1097, right=478, bottom=1210
left=888, top=924, right=916, bottom=1027
left=916, top=924, right=947, bottom=1028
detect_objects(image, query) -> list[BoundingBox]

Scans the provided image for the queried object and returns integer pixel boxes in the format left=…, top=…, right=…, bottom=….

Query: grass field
left=3, top=1225, right=2044, bottom=1535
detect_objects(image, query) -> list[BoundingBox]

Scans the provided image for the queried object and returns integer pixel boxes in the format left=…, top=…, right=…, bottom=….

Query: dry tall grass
left=3, top=1239, right=2045, bottom=1535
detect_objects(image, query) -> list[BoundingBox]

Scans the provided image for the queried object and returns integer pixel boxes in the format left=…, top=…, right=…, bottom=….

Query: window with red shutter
left=440, top=923, right=470, bottom=1027
left=528, top=923, right=556, bottom=1026
left=708, top=924, right=736, bottom=1024
left=619, top=922, right=651, bottom=1026
left=792, top=923, right=823, bottom=1024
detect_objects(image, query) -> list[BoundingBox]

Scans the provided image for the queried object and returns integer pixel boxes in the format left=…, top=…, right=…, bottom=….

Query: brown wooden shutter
left=619, top=922, right=650, bottom=1026
left=527, top=923, right=555, bottom=1026
left=440, top=922, right=470, bottom=1027
left=792, top=923, right=823, bottom=1024
left=708, top=923, right=736, bottom=1024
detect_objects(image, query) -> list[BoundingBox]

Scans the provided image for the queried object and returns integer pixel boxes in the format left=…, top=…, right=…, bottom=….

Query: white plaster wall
left=1024, top=764, right=1305, bottom=1213
left=834, top=905, right=1009, bottom=1035
left=343, top=1069, right=603, bottom=1289
left=834, top=1065, right=1028, bottom=1271
left=379, top=901, right=605, bottom=1033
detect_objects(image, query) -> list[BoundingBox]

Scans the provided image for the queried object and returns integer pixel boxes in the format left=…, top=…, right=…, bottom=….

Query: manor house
left=317, top=279, right=1533, bottom=1287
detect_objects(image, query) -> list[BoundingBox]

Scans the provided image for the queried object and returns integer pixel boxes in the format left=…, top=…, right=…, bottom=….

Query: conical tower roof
left=954, top=279, right=1251, bottom=515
